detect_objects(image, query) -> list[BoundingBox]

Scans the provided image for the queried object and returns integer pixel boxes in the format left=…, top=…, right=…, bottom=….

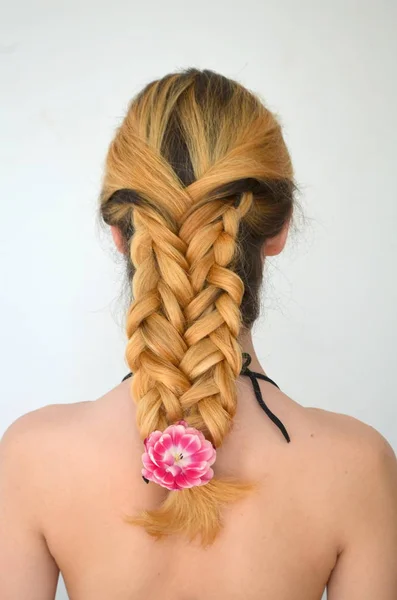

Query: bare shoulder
left=1, top=401, right=92, bottom=456
left=273, top=386, right=395, bottom=463
left=0, top=402, right=92, bottom=497
left=304, top=405, right=396, bottom=462
left=301, top=406, right=397, bottom=516
left=281, top=404, right=397, bottom=553
left=0, top=403, right=88, bottom=530
left=0, top=379, right=135, bottom=475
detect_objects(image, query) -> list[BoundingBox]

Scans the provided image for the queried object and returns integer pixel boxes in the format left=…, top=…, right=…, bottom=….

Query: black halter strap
left=122, top=352, right=290, bottom=443
left=240, top=353, right=290, bottom=443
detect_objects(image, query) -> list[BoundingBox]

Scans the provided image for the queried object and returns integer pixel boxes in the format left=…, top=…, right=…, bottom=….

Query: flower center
left=173, top=452, right=184, bottom=463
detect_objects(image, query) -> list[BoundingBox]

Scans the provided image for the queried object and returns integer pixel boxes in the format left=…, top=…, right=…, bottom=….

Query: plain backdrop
left=1, top=1, right=396, bottom=598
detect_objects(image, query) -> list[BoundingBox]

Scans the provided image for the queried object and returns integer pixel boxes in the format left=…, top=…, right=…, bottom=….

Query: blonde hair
left=100, top=69, right=295, bottom=545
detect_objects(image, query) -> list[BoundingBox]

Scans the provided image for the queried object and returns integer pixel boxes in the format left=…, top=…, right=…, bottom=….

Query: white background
left=1, top=1, right=396, bottom=598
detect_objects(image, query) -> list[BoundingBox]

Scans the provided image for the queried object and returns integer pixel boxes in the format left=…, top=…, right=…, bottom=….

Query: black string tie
left=240, top=352, right=291, bottom=443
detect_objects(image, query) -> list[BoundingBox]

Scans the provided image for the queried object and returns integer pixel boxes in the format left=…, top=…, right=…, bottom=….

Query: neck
left=238, top=328, right=266, bottom=375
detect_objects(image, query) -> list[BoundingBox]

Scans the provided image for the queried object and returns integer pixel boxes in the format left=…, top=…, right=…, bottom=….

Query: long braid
left=124, top=183, right=258, bottom=544
left=100, top=69, right=296, bottom=545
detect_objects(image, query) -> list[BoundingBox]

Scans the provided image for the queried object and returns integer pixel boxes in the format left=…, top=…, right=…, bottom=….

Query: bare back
left=2, top=372, right=397, bottom=600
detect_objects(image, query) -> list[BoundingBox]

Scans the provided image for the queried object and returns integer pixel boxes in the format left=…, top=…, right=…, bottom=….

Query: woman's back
left=1, top=68, right=397, bottom=599
left=3, top=367, right=395, bottom=600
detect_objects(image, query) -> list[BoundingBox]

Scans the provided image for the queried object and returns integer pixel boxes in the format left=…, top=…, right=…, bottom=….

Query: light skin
left=1, top=226, right=397, bottom=600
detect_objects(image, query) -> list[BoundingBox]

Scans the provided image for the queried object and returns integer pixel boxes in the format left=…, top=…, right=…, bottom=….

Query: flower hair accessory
left=141, top=420, right=216, bottom=491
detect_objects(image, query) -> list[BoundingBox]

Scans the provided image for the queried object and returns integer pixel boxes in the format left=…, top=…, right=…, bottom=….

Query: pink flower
left=142, top=420, right=216, bottom=491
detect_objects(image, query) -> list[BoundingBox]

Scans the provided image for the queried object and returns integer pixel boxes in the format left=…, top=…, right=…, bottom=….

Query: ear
left=110, top=225, right=128, bottom=255
left=262, top=219, right=290, bottom=258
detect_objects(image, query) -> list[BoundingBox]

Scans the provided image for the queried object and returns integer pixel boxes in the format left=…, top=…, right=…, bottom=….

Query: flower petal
left=142, top=467, right=155, bottom=482
left=158, top=433, right=173, bottom=451
left=144, top=430, right=162, bottom=450
left=192, top=445, right=215, bottom=463
left=166, top=464, right=181, bottom=477
left=170, top=424, right=188, bottom=447
left=180, top=433, right=201, bottom=456
left=148, top=447, right=163, bottom=468
left=184, top=460, right=208, bottom=472
left=153, top=468, right=175, bottom=487
left=175, top=472, right=195, bottom=489
left=184, top=466, right=208, bottom=478
left=199, top=467, right=214, bottom=484
left=185, top=427, right=206, bottom=443
left=142, top=452, right=156, bottom=471
left=184, top=475, right=202, bottom=487
left=153, top=440, right=174, bottom=466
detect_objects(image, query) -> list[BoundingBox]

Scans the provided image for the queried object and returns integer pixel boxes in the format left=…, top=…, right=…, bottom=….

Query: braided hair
left=100, top=69, right=295, bottom=544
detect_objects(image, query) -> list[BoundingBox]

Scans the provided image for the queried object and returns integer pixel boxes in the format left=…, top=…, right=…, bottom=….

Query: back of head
left=100, top=68, right=295, bottom=545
